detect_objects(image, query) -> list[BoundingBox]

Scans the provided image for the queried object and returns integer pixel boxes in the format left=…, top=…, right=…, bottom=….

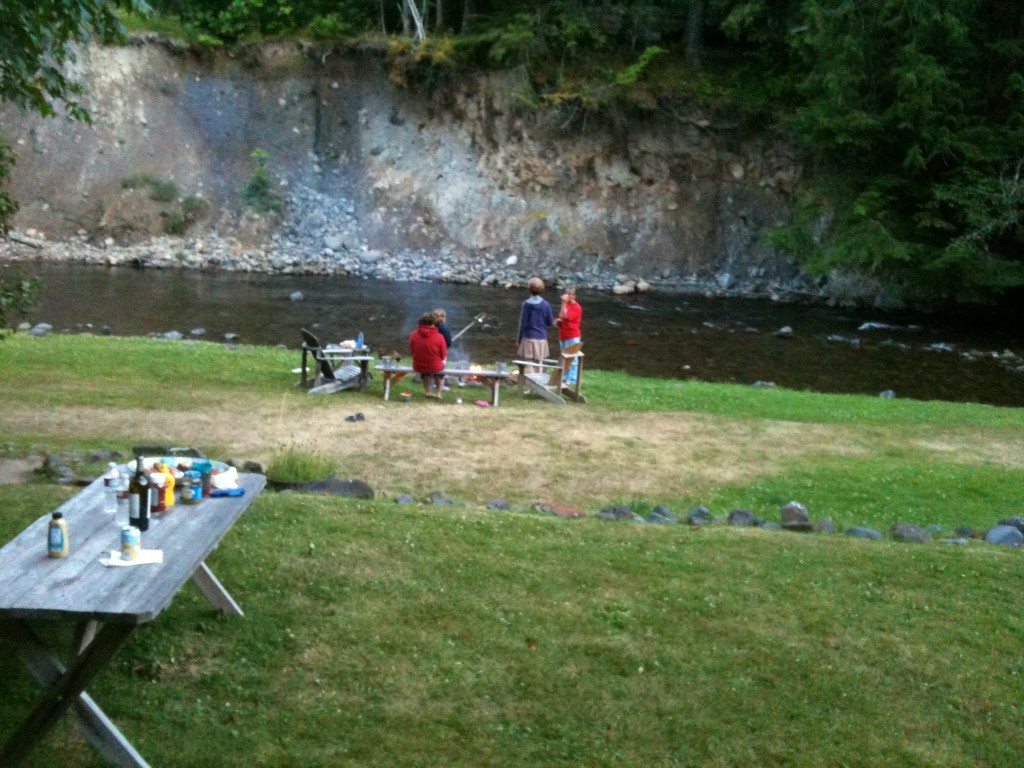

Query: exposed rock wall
left=1, top=38, right=809, bottom=295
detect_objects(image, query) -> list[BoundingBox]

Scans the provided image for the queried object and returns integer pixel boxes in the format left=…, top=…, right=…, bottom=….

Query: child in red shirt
left=556, top=286, right=582, bottom=385
left=409, top=313, right=448, bottom=399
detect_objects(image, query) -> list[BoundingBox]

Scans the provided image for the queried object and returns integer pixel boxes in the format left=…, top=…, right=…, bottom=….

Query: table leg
left=359, top=360, right=369, bottom=392
left=493, top=379, right=500, bottom=407
left=191, top=561, right=244, bottom=617
left=0, top=619, right=139, bottom=768
left=72, top=619, right=98, bottom=655
left=383, top=372, right=392, bottom=401
left=299, top=347, right=310, bottom=387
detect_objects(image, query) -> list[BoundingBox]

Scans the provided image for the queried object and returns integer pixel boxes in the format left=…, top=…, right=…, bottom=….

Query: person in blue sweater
left=517, top=277, right=555, bottom=373
left=430, top=308, right=453, bottom=391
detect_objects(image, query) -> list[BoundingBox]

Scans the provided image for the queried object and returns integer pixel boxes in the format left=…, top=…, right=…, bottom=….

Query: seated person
left=430, top=308, right=453, bottom=391
left=409, top=313, right=448, bottom=399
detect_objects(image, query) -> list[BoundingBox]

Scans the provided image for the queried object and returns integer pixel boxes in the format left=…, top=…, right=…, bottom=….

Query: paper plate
left=126, top=457, right=231, bottom=473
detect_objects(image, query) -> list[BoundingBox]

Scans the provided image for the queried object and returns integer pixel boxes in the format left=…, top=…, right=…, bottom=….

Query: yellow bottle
left=159, top=464, right=176, bottom=509
left=47, top=512, right=69, bottom=558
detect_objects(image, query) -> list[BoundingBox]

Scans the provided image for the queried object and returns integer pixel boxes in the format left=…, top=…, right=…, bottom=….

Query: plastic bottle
left=102, top=462, right=120, bottom=514
left=158, top=463, right=176, bottom=510
left=48, top=512, right=69, bottom=558
left=356, top=331, right=364, bottom=349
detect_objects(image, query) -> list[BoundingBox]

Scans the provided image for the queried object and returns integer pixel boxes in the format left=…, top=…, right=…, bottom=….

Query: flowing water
left=21, top=262, right=1024, bottom=407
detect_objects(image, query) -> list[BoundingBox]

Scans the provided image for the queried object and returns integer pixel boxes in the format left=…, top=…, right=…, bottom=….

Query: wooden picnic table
left=0, top=469, right=266, bottom=767
left=375, top=363, right=512, bottom=406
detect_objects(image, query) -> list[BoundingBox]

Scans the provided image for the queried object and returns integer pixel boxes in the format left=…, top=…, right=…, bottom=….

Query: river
left=19, top=262, right=1024, bottom=407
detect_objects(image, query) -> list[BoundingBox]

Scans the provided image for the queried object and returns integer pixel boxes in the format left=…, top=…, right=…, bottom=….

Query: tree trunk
left=461, top=0, right=473, bottom=33
left=405, top=0, right=427, bottom=41
left=398, top=0, right=410, bottom=36
left=685, top=0, right=705, bottom=64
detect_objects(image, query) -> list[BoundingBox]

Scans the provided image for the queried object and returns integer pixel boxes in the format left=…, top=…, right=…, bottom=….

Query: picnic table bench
left=0, top=469, right=266, bottom=767
left=374, top=363, right=512, bottom=406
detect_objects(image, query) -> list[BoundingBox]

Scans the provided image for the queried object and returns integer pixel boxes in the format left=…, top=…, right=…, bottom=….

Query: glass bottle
left=47, top=512, right=69, bottom=558
left=128, top=456, right=151, bottom=532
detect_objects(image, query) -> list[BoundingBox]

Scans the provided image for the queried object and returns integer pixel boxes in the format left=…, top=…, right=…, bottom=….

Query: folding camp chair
left=513, top=342, right=586, bottom=404
left=298, top=328, right=367, bottom=395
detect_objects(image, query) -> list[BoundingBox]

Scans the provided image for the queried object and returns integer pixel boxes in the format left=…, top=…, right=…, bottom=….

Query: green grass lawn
left=1, top=334, right=1022, bottom=766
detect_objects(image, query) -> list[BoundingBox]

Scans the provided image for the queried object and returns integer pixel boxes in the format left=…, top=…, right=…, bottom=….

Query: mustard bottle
left=48, top=512, right=69, bottom=558
left=159, top=464, right=176, bottom=509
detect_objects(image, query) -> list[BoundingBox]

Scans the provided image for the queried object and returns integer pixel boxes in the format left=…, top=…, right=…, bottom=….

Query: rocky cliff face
left=1, top=37, right=814, bottom=297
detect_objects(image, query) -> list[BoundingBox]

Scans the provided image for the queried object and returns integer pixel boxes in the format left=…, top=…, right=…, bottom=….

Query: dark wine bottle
left=128, top=456, right=151, bottom=532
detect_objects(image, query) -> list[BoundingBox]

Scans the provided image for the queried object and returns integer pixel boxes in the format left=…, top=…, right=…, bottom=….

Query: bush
left=120, top=173, right=179, bottom=203
left=165, top=194, right=210, bottom=235
left=266, top=449, right=336, bottom=483
left=240, top=148, right=282, bottom=214
left=0, top=271, right=41, bottom=337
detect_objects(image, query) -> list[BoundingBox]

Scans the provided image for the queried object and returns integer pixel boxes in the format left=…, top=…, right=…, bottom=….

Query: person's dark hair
left=418, top=313, right=434, bottom=326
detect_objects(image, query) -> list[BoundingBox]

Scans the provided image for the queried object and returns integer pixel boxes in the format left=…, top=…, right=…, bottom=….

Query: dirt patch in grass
left=0, top=402, right=863, bottom=502
left=3, top=401, right=1020, bottom=504
left=0, top=456, right=41, bottom=484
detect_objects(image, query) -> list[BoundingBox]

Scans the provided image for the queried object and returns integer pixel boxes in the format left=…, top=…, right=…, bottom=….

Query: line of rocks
left=1, top=179, right=822, bottom=301
left=401, top=494, right=1023, bottom=548
left=32, top=454, right=1022, bottom=548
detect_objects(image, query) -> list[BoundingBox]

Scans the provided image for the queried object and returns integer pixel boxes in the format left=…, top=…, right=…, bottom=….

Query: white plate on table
left=125, top=457, right=231, bottom=473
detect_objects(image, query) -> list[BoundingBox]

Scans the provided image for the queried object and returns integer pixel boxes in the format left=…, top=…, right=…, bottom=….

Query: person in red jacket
left=409, top=313, right=448, bottom=399
left=555, top=286, right=582, bottom=385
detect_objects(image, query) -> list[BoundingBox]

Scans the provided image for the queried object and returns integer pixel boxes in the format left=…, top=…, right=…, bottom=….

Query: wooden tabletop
left=0, top=471, right=266, bottom=625
left=375, top=364, right=511, bottom=376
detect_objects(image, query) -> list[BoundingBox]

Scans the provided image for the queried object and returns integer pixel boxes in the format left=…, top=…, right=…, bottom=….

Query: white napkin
left=100, top=549, right=164, bottom=567
left=211, top=465, right=238, bottom=490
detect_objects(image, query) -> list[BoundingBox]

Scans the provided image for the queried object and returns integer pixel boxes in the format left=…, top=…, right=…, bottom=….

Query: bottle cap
left=52, top=512, right=63, bottom=519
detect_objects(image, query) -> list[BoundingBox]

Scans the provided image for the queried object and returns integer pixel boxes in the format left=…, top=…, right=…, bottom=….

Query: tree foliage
left=0, top=270, right=41, bottom=338
left=0, top=0, right=147, bottom=233
left=782, top=0, right=1024, bottom=302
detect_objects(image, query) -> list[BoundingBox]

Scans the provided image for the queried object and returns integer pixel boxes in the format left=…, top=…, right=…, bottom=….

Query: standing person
left=430, top=308, right=453, bottom=391
left=556, top=285, right=582, bottom=385
left=517, top=277, right=555, bottom=373
left=409, top=313, right=448, bottom=399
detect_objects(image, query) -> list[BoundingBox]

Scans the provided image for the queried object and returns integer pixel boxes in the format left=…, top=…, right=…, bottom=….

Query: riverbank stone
left=985, top=525, right=1023, bottom=547
left=846, top=526, right=884, bottom=540
left=686, top=505, right=714, bottom=526
left=728, top=509, right=761, bottom=527
left=780, top=501, right=813, bottom=531
left=997, top=516, right=1024, bottom=534
left=891, top=522, right=930, bottom=543
left=646, top=505, right=678, bottom=524
left=597, top=504, right=641, bottom=521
